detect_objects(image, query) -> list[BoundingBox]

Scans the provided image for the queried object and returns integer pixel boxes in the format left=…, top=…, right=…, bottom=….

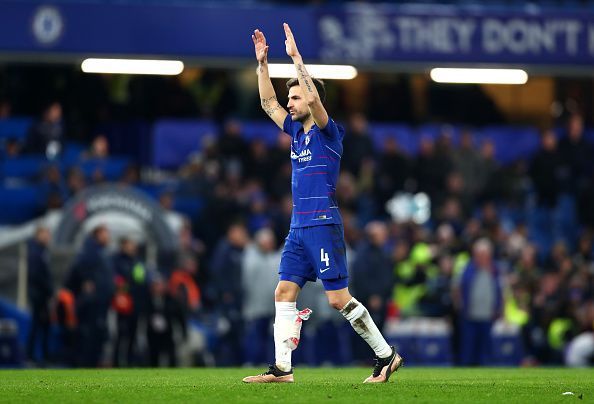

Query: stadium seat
left=61, top=142, right=87, bottom=166
left=78, top=157, right=131, bottom=181
left=241, top=121, right=281, bottom=146
left=0, top=156, right=48, bottom=182
left=0, top=117, right=33, bottom=141
left=368, top=123, right=416, bottom=154
left=152, top=119, right=217, bottom=169
left=479, top=126, right=540, bottom=164
left=173, top=197, right=204, bottom=218
left=0, top=186, right=45, bottom=224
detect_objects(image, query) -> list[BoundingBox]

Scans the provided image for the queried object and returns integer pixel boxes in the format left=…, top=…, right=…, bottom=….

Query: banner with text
left=2, top=2, right=594, bottom=67
left=317, top=4, right=594, bottom=66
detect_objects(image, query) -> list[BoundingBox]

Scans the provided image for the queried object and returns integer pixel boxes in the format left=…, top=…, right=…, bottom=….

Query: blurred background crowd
left=7, top=98, right=594, bottom=368
left=1, top=0, right=594, bottom=369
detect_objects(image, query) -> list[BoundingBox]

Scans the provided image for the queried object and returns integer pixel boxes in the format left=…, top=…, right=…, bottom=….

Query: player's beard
left=292, top=110, right=311, bottom=123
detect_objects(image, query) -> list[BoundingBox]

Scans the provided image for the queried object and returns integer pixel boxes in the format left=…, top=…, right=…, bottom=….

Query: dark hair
left=286, top=77, right=326, bottom=103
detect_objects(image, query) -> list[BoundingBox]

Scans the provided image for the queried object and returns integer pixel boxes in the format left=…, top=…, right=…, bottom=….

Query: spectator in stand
left=218, top=118, right=248, bottom=167
left=437, top=197, right=465, bottom=236
left=513, top=244, right=541, bottom=297
left=245, top=139, right=273, bottom=187
left=439, top=171, right=472, bottom=218
left=342, top=113, right=375, bottom=176
left=455, top=238, right=503, bottom=366
left=268, top=132, right=293, bottom=200
left=208, top=222, right=249, bottom=365
left=26, top=227, right=53, bottom=366
left=350, top=221, right=394, bottom=361
left=453, top=130, right=482, bottom=199
left=64, top=225, right=115, bottom=367
left=241, top=228, right=279, bottom=365
left=159, top=191, right=184, bottom=240
left=83, top=134, right=109, bottom=160
left=3, top=137, right=21, bottom=158
left=414, top=136, right=451, bottom=203
left=146, top=275, right=187, bottom=367
left=119, top=164, right=140, bottom=186
left=43, top=164, right=65, bottom=193
left=580, top=171, right=594, bottom=227
left=559, top=113, right=593, bottom=194
left=169, top=254, right=201, bottom=313
left=25, top=101, right=63, bottom=158
left=66, top=167, right=86, bottom=197
left=420, top=254, right=454, bottom=318
left=475, top=139, right=499, bottom=201
left=375, top=137, right=411, bottom=206
left=530, top=130, right=563, bottom=208
left=112, top=237, right=149, bottom=367
left=0, top=98, right=11, bottom=118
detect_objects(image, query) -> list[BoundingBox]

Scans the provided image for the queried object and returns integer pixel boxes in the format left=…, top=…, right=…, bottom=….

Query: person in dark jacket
left=26, top=227, right=53, bottom=365
left=64, top=225, right=114, bottom=367
left=350, top=222, right=394, bottom=361
left=208, top=222, right=249, bottom=366
left=558, top=113, right=593, bottom=194
left=112, top=237, right=149, bottom=367
left=529, top=130, right=563, bottom=208
left=24, top=101, right=63, bottom=157
left=454, top=238, right=503, bottom=366
left=146, top=275, right=187, bottom=367
left=342, top=113, right=375, bottom=176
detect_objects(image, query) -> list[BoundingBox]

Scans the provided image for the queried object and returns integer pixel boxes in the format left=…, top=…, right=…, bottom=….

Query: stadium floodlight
left=430, top=68, right=528, bottom=85
left=267, top=64, right=358, bottom=80
left=81, top=58, right=184, bottom=75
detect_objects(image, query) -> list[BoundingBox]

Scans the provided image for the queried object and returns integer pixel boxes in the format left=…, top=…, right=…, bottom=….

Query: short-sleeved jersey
left=283, top=114, right=345, bottom=228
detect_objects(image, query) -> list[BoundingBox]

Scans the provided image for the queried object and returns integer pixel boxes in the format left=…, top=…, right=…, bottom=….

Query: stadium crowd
left=13, top=102, right=594, bottom=368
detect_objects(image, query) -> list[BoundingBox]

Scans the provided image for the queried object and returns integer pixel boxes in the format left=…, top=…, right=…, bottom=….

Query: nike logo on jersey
left=320, top=267, right=330, bottom=273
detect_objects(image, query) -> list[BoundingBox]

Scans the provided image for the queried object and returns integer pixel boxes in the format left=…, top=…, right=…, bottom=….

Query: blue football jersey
left=283, top=114, right=345, bottom=228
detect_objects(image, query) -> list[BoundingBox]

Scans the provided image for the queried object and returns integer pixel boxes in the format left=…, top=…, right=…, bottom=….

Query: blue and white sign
left=31, top=6, right=64, bottom=46
left=317, top=4, right=594, bottom=66
left=2, top=2, right=594, bottom=67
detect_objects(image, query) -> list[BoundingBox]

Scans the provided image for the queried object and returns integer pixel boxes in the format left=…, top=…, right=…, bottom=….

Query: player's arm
left=284, top=23, right=329, bottom=129
left=252, top=29, right=288, bottom=129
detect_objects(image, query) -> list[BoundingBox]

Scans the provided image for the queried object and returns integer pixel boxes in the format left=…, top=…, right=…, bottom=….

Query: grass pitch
left=0, top=367, right=592, bottom=403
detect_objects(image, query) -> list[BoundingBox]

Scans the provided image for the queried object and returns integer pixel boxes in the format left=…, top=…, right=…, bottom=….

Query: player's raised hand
left=284, top=23, right=300, bottom=58
left=252, top=29, right=269, bottom=63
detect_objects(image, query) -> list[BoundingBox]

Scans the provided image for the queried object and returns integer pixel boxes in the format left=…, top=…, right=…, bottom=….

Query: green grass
left=0, top=367, right=592, bottom=403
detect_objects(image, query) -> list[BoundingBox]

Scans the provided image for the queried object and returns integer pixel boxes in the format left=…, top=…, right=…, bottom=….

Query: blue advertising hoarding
left=317, top=4, right=594, bottom=66
left=1, top=2, right=594, bottom=67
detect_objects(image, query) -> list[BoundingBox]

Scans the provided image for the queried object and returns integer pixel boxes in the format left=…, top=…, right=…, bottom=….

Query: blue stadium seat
left=78, top=157, right=131, bottom=181
left=368, top=123, right=416, bottom=154
left=241, top=121, right=281, bottom=146
left=0, top=155, right=48, bottom=181
left=173, top=196, right=204, bottom=218
left=0, top=117, right=33, bottom=141
left=61, top=142, right=87, bottom=166
left=479, top=126, right=540, bottom=163
left=417, top=123, right=462, bottom=144
left=136, top=183, right=170, bottom=199
left=0, top=186, right=45, bottom=224
left=152, top=119, right=217, bottom=169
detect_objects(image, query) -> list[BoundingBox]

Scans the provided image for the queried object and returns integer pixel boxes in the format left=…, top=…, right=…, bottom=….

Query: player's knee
left=275, top=284, right=295, bottom=302
left=328, top=296, right=345, bottom=311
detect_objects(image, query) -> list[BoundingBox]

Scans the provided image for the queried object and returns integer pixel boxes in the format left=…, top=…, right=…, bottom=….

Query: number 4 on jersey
left=320, top=248, right=330, bottom=266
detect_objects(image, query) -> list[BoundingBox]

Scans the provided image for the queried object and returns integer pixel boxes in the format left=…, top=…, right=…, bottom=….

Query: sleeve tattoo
left=261, top=95, right=280, bottom=117
left=296, top=64, right=314, bottom=95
